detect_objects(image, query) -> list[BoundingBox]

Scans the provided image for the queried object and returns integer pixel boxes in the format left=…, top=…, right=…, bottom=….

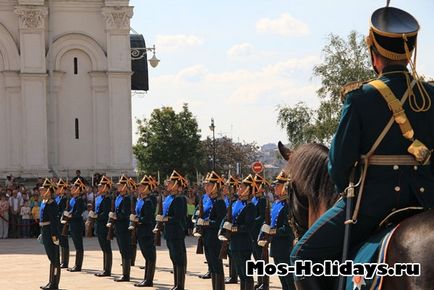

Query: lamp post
left=131, top=43, right=160, bottom=68
left=209, top=118, right=216, bottom=170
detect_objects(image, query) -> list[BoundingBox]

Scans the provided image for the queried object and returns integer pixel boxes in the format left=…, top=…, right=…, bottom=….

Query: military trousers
left=231, top=250, right=252, bottom=280
left=138, top=235, right=156, bottom=261
left=273, top=256, right=295, bottom=290
left=167, top=239, right=186, bottom=266
left=69, top=221, right=84, bottom=252
left=204, top=245, right=223, bottom=274
left=42, top=226, right=60, bottom=266
left=96, top=222, right=111, bottom=253
left=115, top=228, right=131, bottom=259
left=57, top=224, right=69, bottom=249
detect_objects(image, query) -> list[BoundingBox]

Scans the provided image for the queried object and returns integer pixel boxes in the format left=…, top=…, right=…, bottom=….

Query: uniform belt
left=40, top=221, right=51, bottom=226
left=361, top=154, right=430, bottom=166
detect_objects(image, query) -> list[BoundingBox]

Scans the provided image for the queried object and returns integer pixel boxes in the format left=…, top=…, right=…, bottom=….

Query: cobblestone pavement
left=0, top=236, right=282, bottom=290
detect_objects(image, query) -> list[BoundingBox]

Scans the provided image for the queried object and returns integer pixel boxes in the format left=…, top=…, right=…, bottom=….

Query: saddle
left=346, top=206, right=427, bottom=290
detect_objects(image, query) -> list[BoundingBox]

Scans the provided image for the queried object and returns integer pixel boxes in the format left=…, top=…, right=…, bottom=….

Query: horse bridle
left=287, top=179, right=308, bottom=245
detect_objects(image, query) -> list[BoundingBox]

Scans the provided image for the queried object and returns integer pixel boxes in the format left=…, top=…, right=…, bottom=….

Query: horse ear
left=278, top=141, right=291, bottom=161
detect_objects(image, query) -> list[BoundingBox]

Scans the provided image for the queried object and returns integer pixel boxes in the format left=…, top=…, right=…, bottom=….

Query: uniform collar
left=380, top=64, right=409, bottom=76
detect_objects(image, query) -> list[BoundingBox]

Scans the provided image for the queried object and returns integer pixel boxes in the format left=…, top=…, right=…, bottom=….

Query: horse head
left=278, top=141, right=339, bottom=242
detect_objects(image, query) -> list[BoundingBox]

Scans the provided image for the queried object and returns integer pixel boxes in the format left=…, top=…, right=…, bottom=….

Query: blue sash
left=95, top=195, right=103, bottom=213
left=271, top=200, right=285, bottom=228
left=40, top=201, right=47, bottom=221
left=163, top=195, right=175, bottom=216
left=251, top=196, right=259, bottom=206
left=55, top=196, right=61, bottom=205
left=136, top=198, right=145, bottom=216
left=203, top=195, right=214, bottom=220
left=69, top=197, right=76, bottom=213
left=115, top=195, right=123, bottom=210
left=224, top=196, right=229, bottom=208
left=232, top=200, right=246, bottom=224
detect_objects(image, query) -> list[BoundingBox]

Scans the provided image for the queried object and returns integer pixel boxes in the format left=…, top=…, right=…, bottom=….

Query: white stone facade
left=0, top=0, right=134, bottom=178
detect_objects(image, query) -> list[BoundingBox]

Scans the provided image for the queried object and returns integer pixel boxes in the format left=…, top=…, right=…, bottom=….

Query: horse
left=278, top=141, right=434, bottom=290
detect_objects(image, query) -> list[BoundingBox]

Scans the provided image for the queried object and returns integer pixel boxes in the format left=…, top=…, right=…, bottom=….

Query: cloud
left=155, top=34, right=203, bottom=52
left=175, top=65, right=208, bottom=83
left=256, top=13, right=309, bottom=37
left=227, top=43, right=256, bottom=59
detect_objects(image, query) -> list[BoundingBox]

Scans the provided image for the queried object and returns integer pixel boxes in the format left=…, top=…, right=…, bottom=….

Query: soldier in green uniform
left=55, top=179, right=69, bottom=269
left=94, top=175, right=113, bottom=277
left=197, top=171, right=227, bottom=290
left=290, top=5, right=434, bottom=290
left=251, top=174, right=269, bottom=290
left=133, top=175, right=157, bottom=287
left=66, top=179, right=86, bottom=272
left=39, top=178, right=61, bottom=290
left=224, top=174, right=256, bottom=290
left=112, top=174, right=132, bottom=282
left=158, top=170, right=188, bottom=290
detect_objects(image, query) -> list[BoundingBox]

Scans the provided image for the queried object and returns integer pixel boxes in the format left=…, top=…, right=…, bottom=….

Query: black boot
left=257, top=275, right=269, bottom=290
left=225, top=257, right=237, bottom=284
left=245, top=278, right=254, bottom=290
left=131, top=244, right=137, bottom=266
left=294, top=277, right=323, bottom=290
left=51, top=265, right=61, bottom=290
left=95, top=252, right=111, bottom=277
left=144, top=259, right=156, bottom=286
left=240, top=279, right=246, bottom=290
left=200, top=271, right=211, bottom=279
left=134, top=264, right=147, bottom=287
left=211, top=273, right=217, bottom=290
left=40, top=264, right=54, bottom=289
left=115, top=258, right=130, bottom=282
left=170, top=265, right=178, bottom=290
left=254, top=276, right=263, bottom=289
left=215, top=274, right=226, bottom=290
left=174, top=265, right=185, bottom=290
left=60, top=247, right=69, bottom=268
left=67, top=250, right=83, bottom=272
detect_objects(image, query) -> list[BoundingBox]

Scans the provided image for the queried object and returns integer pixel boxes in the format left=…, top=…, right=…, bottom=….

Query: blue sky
left=130, top=0, right=434, bottom=145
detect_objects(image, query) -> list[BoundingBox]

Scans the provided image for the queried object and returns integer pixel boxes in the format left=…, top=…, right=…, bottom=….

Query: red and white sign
left=251, top=161, right=264, bottom=174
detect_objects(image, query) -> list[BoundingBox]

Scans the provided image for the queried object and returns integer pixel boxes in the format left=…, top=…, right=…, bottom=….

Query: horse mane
left=285, top=143, right=337, bottom=215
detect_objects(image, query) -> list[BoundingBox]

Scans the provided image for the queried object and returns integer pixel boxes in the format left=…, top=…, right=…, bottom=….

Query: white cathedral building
left=0, top=0, right=148, bottom=178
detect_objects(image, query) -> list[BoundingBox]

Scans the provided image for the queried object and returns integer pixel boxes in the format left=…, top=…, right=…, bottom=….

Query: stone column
left=102, top=5, right=134, bottom=174
left=2, top=72, right=22, bottom=174
left=15, top=5, right=50, bottom=176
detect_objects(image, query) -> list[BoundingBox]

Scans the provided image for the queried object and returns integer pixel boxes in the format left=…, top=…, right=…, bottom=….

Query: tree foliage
left=133, top=104, right=203, bottom=180
left=201, top=136, right=260, bottom=177
left=277, top=31, right=376, bottom=145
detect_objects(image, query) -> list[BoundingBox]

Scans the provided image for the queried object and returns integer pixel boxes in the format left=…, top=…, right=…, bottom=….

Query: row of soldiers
left=38, top=169, right=295, bottom=290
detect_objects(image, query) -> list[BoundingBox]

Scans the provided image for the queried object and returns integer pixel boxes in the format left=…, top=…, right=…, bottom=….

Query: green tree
left=277, top=31, right=376, bottom=145
left=133, top=103, right=203, bottom=180
left=201, top=136, right=260, bottom=177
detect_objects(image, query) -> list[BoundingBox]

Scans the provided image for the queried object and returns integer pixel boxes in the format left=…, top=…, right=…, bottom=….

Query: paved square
left=0, top=236, right=282, bottom=290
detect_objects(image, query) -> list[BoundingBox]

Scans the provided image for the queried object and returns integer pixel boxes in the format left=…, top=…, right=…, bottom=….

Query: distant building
left=258, top=143, right=285, bottom=179
left=0, top=0, right=146, bottom=178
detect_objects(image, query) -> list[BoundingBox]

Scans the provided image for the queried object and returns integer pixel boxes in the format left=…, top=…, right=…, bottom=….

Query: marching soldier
left=222, top=176, right=239, bottom=285
left=66, top=179, right=86, bottom=272
left=55, top=179, right=69, bottom=268
left=133, top=175, right=158, bottom=287
left=39, top=179, right=61, bottom=290
left=223, top=174, right=256, bottom=290
left=258, top=171, right=294, bottom=290
left=128, top=177, right=139, bottom=267
left=197, top=171, right=227, bottom=290
left=158, top=170, right=188, bottom=290
left=251, top=174, right=269, bottom=290
left=290, top=5, right=434, bottom=290
left=94, top=175, right=113, bottom=277
left=112, top=174, right=132, bottom=282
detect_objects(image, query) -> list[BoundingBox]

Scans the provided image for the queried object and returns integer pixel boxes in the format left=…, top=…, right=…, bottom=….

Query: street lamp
left=131, top=44, right=160, bottom=68
left=209, top=118, right=216, bottom=170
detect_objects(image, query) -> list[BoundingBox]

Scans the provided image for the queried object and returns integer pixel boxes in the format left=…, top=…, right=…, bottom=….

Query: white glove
left=129, top=214, right=137, bottom=222
left=155, top=214, right=164, bottom=222
left=108, top=212, right=117, bottom=220
left=223, top=221, right=233, bottom=231
left=89, top=210, right=98, bottom=218
left=197, top=218, right=209, bottom=226
left=261, top=224, right=271, bottom=234
left=52, top=236, right=59, bottom=246
left=63, top=211, right=71, bottom=218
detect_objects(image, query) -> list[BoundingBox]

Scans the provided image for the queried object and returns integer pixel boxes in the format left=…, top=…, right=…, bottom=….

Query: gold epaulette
left=340, top=81, right=365, bottom=102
